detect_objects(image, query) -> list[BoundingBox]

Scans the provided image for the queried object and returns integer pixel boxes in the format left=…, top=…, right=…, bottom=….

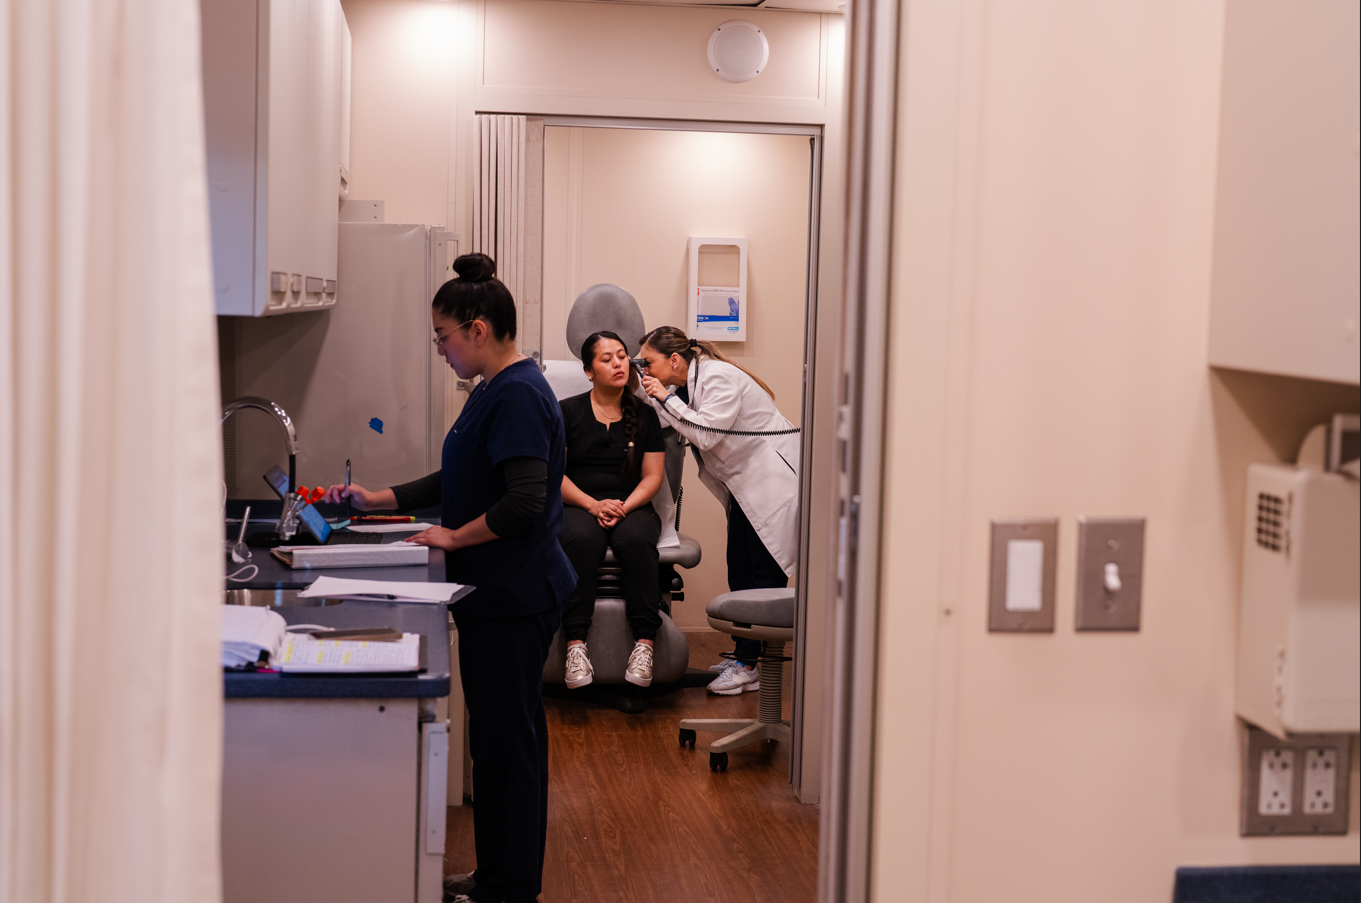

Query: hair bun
left=452, top=253, right=496, bottom=282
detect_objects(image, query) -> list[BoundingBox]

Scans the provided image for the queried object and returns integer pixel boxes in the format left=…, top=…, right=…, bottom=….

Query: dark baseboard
left=1174, top=865, right=1360, bottom=903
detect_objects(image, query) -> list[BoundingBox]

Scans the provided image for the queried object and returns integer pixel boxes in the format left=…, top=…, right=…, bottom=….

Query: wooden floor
left=444, top=632, right=820, bottom=903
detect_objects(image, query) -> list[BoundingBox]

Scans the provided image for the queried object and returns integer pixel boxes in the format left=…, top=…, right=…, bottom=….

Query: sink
left=222, top=588, right=339, bottom=608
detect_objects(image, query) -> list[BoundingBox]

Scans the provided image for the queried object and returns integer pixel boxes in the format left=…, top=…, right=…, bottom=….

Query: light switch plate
left=988, top=518, right=1058, bottom=633
left=1075, top=517, right=1145, bottom=631
left=1240, top=722, right=1350, bottom=835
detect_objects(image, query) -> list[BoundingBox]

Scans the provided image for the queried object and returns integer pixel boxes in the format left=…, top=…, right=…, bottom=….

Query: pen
left=344, top=459, right=351, bottom=522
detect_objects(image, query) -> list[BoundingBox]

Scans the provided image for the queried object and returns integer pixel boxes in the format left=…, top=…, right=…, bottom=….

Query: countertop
left=226, top=505, right=446, bottom=588
left=224, top=601, right=452, bottom=699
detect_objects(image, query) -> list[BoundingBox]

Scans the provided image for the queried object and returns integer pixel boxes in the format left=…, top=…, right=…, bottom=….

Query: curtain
left=0, top=1, right=224, bottom=901
left=471, top=114, right=543, bottom=360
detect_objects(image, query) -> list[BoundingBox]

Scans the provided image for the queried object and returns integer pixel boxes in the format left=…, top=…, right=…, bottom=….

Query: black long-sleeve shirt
left=390, top=457, right=547, bottom=537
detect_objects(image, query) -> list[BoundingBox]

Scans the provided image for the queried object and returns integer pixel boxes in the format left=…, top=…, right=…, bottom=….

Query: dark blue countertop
left=226, top=503, right=446, bottom=587
left=224, top=601, right=451, bottom=699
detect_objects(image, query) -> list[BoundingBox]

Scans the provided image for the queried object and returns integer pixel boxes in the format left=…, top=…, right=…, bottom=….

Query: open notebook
left=221, top=605, right=420, bottom=673
left=277, top=631, right=421, bottom=673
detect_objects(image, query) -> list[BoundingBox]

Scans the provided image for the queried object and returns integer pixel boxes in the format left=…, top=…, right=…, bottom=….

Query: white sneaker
left=708, top=658, right=734, bottom=672
left=625, top=642, right=654, bottom=687
left=564, top=643, right=593, bottom=689
left=707, top=662, right=759, bottom=695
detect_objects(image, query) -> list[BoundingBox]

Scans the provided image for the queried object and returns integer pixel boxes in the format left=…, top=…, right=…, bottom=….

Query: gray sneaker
left=707, top=661, right=759, bottom=695
left=625, top=641, right=654, bottom=687
left=565, top=642, right=594, bottom=689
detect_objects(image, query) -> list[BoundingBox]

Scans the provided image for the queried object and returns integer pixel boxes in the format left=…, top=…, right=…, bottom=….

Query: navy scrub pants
left=726, top=498, right=787, bottom=665
left=455, top=605, right=561, bottom=903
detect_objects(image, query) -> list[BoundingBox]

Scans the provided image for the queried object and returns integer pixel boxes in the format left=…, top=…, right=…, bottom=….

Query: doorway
left=523, top=116, right=826, bottom=898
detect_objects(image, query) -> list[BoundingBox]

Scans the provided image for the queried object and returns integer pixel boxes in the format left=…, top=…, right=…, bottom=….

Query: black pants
left=727, top=498, right=787, bottom=665
left=456, top=606, right=560, bottom=903
left=559, top=505, right=663, bottom=643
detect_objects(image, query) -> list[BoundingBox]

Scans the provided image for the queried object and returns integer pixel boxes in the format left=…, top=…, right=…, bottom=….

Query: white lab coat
left=644, top=357, right=800, bottom=577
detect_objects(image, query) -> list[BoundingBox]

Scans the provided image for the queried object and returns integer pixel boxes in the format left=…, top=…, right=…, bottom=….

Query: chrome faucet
left=221, top=396, right=302, bottom=539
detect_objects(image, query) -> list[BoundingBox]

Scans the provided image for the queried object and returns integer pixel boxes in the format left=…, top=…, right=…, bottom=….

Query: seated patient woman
left=559, top=330, right=667, bottom=689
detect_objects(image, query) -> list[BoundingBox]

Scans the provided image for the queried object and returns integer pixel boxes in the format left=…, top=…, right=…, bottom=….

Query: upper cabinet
left=202, top=0, right=351, bottom=317
left=1208, top=0, right=1360, bottom=385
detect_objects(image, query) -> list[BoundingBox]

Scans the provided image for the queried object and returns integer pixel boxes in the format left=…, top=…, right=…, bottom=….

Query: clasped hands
left=587, top=498, right=627, bottom=529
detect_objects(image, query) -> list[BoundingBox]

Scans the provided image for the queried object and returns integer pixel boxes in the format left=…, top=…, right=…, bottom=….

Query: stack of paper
left=278, top=632, right=421, bottom=673
left=221, top=605, right=286, bottom=669
left=297, top=576, right=468, bottom=604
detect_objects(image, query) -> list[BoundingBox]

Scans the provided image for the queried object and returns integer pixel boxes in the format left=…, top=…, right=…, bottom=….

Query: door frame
left=536, top=114, right=826, bottom=794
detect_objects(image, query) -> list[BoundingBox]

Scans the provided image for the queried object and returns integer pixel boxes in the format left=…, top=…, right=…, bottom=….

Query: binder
left=270, top=541, right=429, bottom=569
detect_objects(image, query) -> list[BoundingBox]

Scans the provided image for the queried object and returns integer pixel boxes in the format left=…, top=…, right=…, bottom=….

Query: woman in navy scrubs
left=326, top=254, right=574, bottom=903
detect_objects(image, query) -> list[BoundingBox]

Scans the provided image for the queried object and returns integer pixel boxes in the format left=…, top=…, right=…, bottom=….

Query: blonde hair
left=639, top=326, right=775, bottom=400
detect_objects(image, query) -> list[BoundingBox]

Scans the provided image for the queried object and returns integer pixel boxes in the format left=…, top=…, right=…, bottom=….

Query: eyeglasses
left=433, top=319, right=477, bottom=346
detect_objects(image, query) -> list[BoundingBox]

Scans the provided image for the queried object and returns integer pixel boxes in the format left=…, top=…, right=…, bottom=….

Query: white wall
left=871, top=1, right=1360, bottom=900
left=542, top=125, right=812, bottom=629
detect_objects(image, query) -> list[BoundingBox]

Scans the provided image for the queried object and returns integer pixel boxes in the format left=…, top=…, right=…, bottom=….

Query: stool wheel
left=679, top=728, right=696, bottom=749
left=709, top=751, right=728, bottom=773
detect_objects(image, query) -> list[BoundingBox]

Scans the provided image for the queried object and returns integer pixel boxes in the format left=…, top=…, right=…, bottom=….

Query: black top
left=441, top=359, right=575, bottom=618
left=561, top=392, right=664, bottom=501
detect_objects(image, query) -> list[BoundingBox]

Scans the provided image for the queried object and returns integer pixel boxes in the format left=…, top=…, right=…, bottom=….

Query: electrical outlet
left=1257, top=748, right=1294, bottom=815
left=1303, top=748, right=1338, bottom=814
left=1240, top=723, right=1351, bottom=835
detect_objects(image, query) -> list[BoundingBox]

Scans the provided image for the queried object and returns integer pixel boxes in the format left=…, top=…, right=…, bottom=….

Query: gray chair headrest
left=566, top=284, right=646, bottom=359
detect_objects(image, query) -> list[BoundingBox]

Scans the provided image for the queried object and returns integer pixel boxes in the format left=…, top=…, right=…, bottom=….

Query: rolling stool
left=678, top=588, right=795, bottom=772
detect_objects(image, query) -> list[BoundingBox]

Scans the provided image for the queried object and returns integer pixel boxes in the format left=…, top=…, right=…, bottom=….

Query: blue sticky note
left=368, top=417, right=384, bottom=434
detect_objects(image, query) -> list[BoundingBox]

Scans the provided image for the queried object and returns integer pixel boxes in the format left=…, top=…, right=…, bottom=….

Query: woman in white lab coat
left=637, top=326, right=799, bottom=695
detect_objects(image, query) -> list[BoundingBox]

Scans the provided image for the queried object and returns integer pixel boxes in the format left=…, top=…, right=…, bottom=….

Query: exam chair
left=539, top=284, right=706, bottom=713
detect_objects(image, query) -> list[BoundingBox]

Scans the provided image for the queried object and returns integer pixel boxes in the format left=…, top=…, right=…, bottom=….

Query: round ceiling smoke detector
left=707, top=20, right=769, bottom=83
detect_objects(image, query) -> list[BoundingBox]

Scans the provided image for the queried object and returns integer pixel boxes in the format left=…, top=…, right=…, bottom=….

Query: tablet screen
left=298, top=503, right=332, bottom=544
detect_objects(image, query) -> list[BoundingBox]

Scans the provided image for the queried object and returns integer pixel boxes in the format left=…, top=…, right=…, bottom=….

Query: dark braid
left=580, top=329, right=644, bottom=481
left=618, top=390, right=643, bottom=480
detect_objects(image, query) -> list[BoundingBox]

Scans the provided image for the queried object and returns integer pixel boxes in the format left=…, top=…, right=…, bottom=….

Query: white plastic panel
left=1236, top=464, right=1360, bottom=736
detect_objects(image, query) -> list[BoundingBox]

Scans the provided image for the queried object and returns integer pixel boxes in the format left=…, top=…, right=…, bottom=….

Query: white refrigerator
left=226, top=222, right=455, bottom=498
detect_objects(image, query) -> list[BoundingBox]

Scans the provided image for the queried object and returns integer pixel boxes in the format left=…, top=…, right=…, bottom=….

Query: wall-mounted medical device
left=688, top=237, right=747, bottom=342
left=1235, top=433, right=1359, bottom=737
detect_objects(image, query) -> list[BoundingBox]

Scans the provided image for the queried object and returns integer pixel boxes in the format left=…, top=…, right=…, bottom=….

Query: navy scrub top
left=442, top=358, right=576, bottom=618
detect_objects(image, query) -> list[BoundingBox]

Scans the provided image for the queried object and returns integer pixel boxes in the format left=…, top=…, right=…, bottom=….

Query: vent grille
left=1256, top=492, right=1285, bottom=552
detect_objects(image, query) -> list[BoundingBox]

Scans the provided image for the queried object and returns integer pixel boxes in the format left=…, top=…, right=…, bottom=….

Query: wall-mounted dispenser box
left=1236, top=462, right=1359, bottom=738
left=688, top=237, right=747, bottom=342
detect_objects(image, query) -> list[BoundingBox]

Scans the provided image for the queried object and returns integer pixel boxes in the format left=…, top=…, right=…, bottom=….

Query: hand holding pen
left=320, top=482, right=396, bottom=510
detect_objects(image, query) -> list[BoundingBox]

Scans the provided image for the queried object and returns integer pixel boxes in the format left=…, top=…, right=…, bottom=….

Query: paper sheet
left=278, top=631, right=420, bottom=672
left=297, top=575, right=468, bottom=604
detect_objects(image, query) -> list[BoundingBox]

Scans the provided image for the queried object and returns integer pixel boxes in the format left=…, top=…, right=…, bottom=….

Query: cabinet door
left=1208, top=0, right=1361, bottom=385
left=202, top=0, right=261, bottom=317
left=204, top=0, right=345, bottom=316
left=264, top=0, right=309, bottom=314
left=301, top=0, right=341, bottom=309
